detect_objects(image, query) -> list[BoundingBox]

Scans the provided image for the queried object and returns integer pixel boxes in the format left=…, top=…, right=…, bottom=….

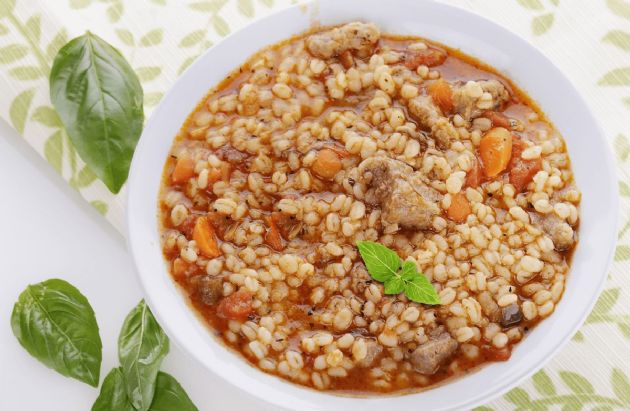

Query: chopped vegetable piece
left=339, top=50, right=354, bottom=69
left=220, top=163, right=231, bottom=182
left=404, top=48, right=447, bottom=69
left=447, top=193, right=472, bottom=223
left=427, top=79, right=454, bottom=113
left=479, top=127, right=513, bottom=178
left=217, top=290, right=253, bottom=320
left=312, top=148, right=342, bottom=179
left=193, top=216, right=221, bottom=258
left=482, top=111, right=511, bottom=129
left=465, top=156, right=483, bottom=188
left=509, top=137, right=542, bottom=192
left=264, top=214, right=285, bottom=251
left=172, top=155, right=195, bottom=184
left=207, top=168, right=222, bottom=186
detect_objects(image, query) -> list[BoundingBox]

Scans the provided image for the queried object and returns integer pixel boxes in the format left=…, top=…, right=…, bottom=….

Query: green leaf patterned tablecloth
left=0, top=0, right=629, bottom=409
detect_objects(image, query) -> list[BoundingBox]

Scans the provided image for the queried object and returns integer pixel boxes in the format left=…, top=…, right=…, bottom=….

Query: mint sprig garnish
left=356, top=241, right=441, bottom=305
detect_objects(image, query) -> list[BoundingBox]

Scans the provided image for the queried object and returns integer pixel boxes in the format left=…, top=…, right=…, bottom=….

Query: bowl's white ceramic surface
left=127, top=1, right=619, bottom=409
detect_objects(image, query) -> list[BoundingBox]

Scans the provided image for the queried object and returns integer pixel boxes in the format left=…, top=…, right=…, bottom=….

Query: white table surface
left=0, top=118, right=275, bottom=411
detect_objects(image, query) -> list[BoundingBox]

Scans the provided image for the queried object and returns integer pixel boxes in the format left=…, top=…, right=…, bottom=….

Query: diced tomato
left=484, top=346, right=512, bottom=362
left=172, top=258, right=194, bottom=278
left=339, top=50, right=354, bottom=69
left=206, top=168, right=222, bottom=187
left=220, top=163, right=231, bottom=182
left=171, top=154, right=195, bottom=184
left=404, top=48, right=447, bottom=69
left=264, top=213, right=285, bottom=251
left=482, top=111, right=512, bottom=129
left=217, top=290, right=253, bottom=320
left=508, top=137, right=542, bottom=192
left=465, top=156, right=483, bottom=188
left=427, top=79, right=454, bottom=114
left=447, top=193, right=472, bottom=223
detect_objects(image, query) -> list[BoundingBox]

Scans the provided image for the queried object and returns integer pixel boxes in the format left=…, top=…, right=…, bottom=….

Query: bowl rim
left=126, top=1, right=619, bottom=410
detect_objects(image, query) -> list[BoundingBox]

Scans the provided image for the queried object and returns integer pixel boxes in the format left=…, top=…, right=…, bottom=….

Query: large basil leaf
left=92, top=369, right=198, bottom=411
left=49, top=32, right=143, bottom=193
left=91, top=368, right=135, bottom=411
left=118, top=300, right=169, bottom=411
left=149, top=372, right=198, bottom=411
left=11, top=279, right=102, bottom=387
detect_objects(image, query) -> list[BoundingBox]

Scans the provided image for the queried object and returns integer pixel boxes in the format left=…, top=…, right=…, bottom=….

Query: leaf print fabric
left=0, top=0, right=629, bottom=409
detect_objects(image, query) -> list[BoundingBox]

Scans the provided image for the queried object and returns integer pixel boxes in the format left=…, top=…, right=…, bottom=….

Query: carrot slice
left=428, top=79, right=454, bottom=114
left=193, top=216, right=221, bottom=258
left=172, top=154, right=195, bottom=184
left=479, top=127, right=513, bottom=178
left=264, top=214, right=285, bottom=251
left=312, top=148, right=342, bottom=180
left=447, top=193, right=472, bottom=223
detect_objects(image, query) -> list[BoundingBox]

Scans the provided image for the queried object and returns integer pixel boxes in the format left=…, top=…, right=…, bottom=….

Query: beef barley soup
left=158, top=22, right=580, bottom=394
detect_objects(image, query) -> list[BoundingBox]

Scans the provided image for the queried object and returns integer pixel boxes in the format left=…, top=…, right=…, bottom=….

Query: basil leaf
left=401, top=262, right=441, bottom=305
left=49, top=32, right=143, bottom=193
left=91, top=368, right=135, bottom=411
left=356, top=240, right=400, bottom=282
left=118, top=300, right=170, bottom=411
left=149, top=372, right=198, bottom=411
left=11, top=279, right=102, bottom=387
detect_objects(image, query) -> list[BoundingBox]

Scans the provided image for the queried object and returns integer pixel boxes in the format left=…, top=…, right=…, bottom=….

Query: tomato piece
left=465, top=156, right=483, bottom=188
left=427, top=79, right=454, bottom=114
left=508, top=137, right=542, bottom=193
left=339, top=50, right=354, bottom=69
left=479, top=127, right=513, bottom=178
left=217, top=290, right=253, bottom=320
left=172, top=154, right=195, bottom=184
left=264, top=213, right=285, bottom=251
left=193, top=216, right=221, bottom=258
left=404, top=48, right=447, bottom=69
left=447, top=193, right=472, bottom=223
left=482, top=111, right=512, bottom=129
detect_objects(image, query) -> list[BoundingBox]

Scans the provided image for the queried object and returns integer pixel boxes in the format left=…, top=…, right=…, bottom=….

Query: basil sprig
left=92, top=368, right=197, bottom=411
left=356, top=241, right=441, bottom=305
left=11, top=279, right=102, bottom=387
left=118, top=300, right=170, bottom=411
left=50, top=32, right=144, bottom=194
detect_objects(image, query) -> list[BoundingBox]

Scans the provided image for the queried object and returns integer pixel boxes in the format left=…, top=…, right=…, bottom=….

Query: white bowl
left=127, top=1, right=619, bottom=409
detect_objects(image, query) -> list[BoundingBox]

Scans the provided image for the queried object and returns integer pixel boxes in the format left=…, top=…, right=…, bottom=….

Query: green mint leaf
left=384, top=276, right=404, bottom=295
left=401, top=261, right=441, bottom=305
left=356, top=240, right=400, bottom=282
left=11, top=279, right=102, bottom=387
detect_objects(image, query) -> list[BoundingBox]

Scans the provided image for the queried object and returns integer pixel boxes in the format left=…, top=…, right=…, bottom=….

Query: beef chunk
left=411, top=328, right=458, bottom=374
left=306, top=22, right=380, bottom=59
left=408, top=95, right=457, bottom=149
left=478, top=291, right=501, bottom=323
left=531, top=213, right=575, bottom=251
left=358, top=157, right=441, bottom=230
left=452, top=80, right=510, bottom=120
left=500, top=303, right=523, bottom=327
left=196, top=276, right=224, bottom=305
left=356, top=339, right=383, bottom=367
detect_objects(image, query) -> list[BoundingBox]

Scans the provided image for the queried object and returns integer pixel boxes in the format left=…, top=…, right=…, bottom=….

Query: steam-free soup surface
left=159, top=22, right=580, bottom=394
